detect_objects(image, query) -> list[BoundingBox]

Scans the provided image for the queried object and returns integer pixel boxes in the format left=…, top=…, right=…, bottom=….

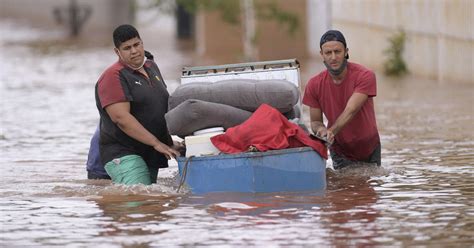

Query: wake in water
left=50, top=170, right=190, bottom=197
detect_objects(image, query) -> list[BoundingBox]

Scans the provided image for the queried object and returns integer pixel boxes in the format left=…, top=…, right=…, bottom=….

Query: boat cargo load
left=172, top=59, right=327, bottom=194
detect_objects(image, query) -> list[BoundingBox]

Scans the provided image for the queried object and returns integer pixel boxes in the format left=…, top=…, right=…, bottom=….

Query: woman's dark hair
left=113, top=24, right=141, bottom=48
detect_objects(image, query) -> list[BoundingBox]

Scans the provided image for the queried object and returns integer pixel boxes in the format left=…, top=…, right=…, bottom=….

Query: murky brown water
left=1, top=19, right=473, bottom=247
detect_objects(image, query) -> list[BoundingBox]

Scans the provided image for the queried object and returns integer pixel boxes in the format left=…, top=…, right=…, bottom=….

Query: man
left=95, top=24, right=182, bottom=185
left=302, top=30, right=381, bottom=169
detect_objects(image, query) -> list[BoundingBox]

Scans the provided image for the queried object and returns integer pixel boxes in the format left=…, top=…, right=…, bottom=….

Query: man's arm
left=105, top=102, right=180, bottom=159
left=309, top=107, right=335, bottom=144
left=309, top=107, right=326, bottom=134
left=328, top=92, right=368, bottom=136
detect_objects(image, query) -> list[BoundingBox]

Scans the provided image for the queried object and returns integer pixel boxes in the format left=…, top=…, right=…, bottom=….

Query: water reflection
left=89, top=194, right=181, bottom=236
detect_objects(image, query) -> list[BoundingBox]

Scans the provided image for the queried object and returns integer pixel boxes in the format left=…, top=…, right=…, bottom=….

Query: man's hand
left=309, top=107, right=334, bottom=145
left=153, top=142, right=180, bottom=160
left=171, top=140, right=186, bottom=157
left=172, top=140, right=185, bottom=149
left=315, top=126, right=335, bottom=145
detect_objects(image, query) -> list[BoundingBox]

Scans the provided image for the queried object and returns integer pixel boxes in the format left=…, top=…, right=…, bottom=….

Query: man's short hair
left=113, top=24, right=141, bottom=48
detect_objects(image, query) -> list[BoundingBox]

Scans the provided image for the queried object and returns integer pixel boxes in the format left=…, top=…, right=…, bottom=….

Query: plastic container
left=193, top=127, right=224, bottom=136
left=185, top=127, right=224, bottom=157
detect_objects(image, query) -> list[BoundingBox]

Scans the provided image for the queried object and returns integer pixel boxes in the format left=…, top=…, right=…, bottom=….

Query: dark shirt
left=95, top=52, right=172, bottom=169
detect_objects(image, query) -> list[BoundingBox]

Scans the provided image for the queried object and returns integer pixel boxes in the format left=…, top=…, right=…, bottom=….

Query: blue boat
left=176, top=59, right=327, bottom=194
left=177, top=147, right=326, bottom=194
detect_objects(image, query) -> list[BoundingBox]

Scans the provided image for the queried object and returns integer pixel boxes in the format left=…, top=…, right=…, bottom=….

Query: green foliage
left=383, top=30, right=408, bottom=76
left=177, top=0, right=240, bottom=24
left=255, top=1, right=299, bottom=35
left=148, top=0, right=300, bottom=35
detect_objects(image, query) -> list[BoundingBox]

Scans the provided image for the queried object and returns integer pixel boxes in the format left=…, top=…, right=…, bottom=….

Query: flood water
left=1, top=18, right=473, bottom=247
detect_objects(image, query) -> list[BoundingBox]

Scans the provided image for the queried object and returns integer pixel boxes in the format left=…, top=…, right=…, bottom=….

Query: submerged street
left=1, top=18, right=473, bottom=247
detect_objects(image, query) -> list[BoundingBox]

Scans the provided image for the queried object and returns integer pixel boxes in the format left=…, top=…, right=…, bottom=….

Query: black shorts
left=87, top=170, right=111, bottom=180
left=330, top=143, right=381, bottom=170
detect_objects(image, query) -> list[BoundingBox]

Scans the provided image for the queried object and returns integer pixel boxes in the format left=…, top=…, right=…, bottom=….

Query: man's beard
left=324, top=58, right=347, bottom=76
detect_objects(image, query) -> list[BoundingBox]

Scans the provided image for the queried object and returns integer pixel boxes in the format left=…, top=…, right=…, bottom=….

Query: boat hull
left=177, top=147, right=326, bottom=194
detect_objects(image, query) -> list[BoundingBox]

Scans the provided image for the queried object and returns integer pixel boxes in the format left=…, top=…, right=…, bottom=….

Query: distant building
left=193, top=0, right=473, bottom=84
left=331, top=0, right=473, bottom=84
left=192, top=0, right=330, bottom=62
left=2, top=0, right=472, bottom=84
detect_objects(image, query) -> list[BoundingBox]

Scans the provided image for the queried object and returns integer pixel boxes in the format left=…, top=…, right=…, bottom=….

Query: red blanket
left=210, top=104, right=328, bottom=159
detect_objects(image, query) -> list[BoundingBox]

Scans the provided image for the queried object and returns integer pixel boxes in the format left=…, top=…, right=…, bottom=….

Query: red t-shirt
left=302, top=62, right=380, bottom=161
